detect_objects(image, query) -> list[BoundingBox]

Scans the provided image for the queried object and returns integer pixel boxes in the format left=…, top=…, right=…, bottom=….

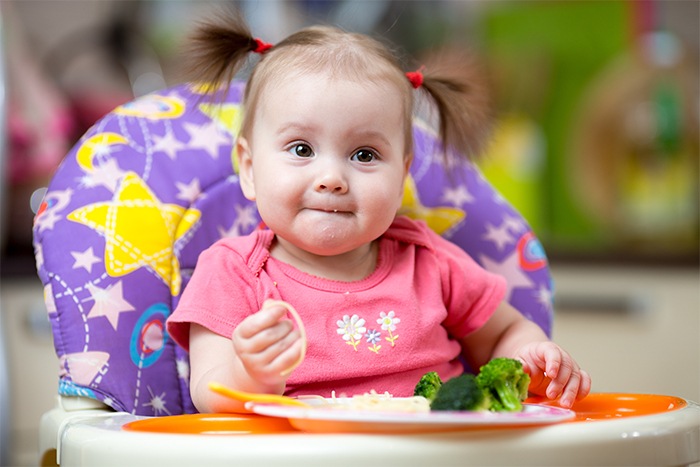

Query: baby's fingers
left=546, top=357, right=574, bottom=399
left=550, top=366, right=592, bottom=408
left=567, top=369, right=591, bottom=404
left=235, top=303, right=288, bottom=340
left=541, top=344, right=565, bottom=380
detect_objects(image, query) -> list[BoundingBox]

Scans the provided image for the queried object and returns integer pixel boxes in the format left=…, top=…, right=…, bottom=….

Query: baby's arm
left=189, top=301, right=304, bottom=413
left=460, top=302, right=591, bottom=408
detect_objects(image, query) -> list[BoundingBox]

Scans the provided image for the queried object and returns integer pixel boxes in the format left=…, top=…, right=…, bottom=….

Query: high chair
left=34, top=82, right=699, bottom=466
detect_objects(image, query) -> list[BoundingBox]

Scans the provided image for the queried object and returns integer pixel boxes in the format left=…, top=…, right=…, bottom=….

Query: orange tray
left=123, top=413, right=297, bottom=434
left=124, top=393, right=688, bottom=434
left=527, top=392, right=687, bottom=422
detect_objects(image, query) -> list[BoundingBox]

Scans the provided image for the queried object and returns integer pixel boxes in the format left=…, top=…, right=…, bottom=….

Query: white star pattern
left=480, top=251, right=534, bottom=302
left=152, top=130, right=186, bottom=160
left=482, top=222, right=515, bottom=251
left=35, top=208, right=61, bottom=231
left=176, top=358, right=190, bottom=382
left=144, top=386, right=172, bottom=416
left=217, top=223, right=240, bottom=239
left=441, top=185, right=474, bottom=206
left=35, top=243, right=45, bottom=273
left=234, top=203, right=259, bottom=231
left=535, top=284, right=553, bottom=310
left=503, top=213, right=528, bottom=233
left=175, top=178, right=202, bottom=203
left=183, top=121, right=231, bottom=158
left=84, top=281, right=136, bottom=330
left=80, top=158, right=126, bottom=193
left=218, top=203, right=260, bottom=238
left=35, top=188, right=73, bottom=232
left=71, top=247, right=102, bottom=273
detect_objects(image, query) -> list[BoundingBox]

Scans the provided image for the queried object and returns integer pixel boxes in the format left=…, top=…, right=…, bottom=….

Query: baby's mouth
left=310, top=206, right=351, bottom=215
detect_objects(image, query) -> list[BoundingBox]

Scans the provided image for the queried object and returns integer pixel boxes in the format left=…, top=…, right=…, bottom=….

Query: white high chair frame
left=39, top=393, right=700, bottom=466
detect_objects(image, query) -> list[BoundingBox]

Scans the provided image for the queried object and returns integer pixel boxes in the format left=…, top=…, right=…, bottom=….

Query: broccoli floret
left=476, top=357, right=530, bottom=412
left=413, top=371, right=443, bottom=402
left=430, top=374, right=491, bottom=412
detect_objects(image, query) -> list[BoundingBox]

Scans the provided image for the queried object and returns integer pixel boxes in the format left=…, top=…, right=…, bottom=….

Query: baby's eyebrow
left=349, top=129, right=392, bottom=147
left=277, top=122, right=315, bottom=135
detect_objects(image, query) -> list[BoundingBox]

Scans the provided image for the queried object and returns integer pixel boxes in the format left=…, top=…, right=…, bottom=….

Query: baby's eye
left=290, top=143, right=314, bottom=158
left=351, top=149, right=377, bottom=163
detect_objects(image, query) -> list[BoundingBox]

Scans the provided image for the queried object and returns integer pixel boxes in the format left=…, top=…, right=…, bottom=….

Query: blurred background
left=0, top=1, right=697, bottom=465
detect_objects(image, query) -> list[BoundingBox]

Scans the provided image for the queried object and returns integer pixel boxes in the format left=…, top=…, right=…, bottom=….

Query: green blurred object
left=481, top=1, right=629, bottom=250
left=479, top=113, right=546, bottom=232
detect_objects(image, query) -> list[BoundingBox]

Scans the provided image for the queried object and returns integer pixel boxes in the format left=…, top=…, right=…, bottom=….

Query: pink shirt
left=167, top=216, right=506, bottom=398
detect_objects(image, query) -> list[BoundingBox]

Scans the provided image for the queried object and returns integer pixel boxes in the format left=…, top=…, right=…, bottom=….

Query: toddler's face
left=238, top=72, right=409, bottom=258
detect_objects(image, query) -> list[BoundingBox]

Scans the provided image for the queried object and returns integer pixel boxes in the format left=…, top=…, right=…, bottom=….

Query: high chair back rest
left=33, top=82, right=553, bottom=416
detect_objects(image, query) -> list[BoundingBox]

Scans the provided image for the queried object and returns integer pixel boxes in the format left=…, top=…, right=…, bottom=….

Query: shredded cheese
left=342, top=391, right=431, bottom=413
left=323, top=390, right=431, bottom=413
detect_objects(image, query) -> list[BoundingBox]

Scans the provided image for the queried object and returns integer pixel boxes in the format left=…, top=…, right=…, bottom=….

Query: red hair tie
left=252, top=38, right=273, bottom=54
left=406, top=68, right=424, bottom=89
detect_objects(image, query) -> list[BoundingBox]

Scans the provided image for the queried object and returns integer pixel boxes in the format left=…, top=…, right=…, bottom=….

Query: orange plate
left=527, top=393, right=687, bottom=422
left=123, top=413, right=297, bottom=435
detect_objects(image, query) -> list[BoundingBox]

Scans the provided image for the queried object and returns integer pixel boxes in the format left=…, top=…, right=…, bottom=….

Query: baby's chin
left=276, top=231, right=371, bottom=256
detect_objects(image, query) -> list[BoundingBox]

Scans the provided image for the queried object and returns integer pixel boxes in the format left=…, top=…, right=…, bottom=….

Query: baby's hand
left=231, top=300, right=305, bottom=386
left=514, top=341, right=591, bottom=408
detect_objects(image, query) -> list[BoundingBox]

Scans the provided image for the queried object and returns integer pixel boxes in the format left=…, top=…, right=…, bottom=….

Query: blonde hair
left=183, top=8, right=491, bottom=160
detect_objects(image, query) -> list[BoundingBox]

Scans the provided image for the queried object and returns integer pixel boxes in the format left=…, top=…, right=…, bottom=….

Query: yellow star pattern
left=67, top=172, right=201, bottom=296
left=198, top=102, right=243, bottom=173
left=398, top=174, right=466, bottom=235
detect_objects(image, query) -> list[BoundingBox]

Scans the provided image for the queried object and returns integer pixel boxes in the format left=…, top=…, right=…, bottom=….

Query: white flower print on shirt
left=378, top=311, right=400, bottom=346
left=336, top=311, right=401, bottom=354
left=337, top=314, right=366, bottom=351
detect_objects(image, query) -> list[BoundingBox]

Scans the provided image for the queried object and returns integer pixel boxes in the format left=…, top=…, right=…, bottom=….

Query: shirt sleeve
left=166, top=240, right=262, bottom=351
left=427, top=227, right=507, bottom=339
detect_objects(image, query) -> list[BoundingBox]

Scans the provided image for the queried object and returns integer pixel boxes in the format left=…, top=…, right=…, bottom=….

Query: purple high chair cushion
left=33, top=82, right=552, bottom=416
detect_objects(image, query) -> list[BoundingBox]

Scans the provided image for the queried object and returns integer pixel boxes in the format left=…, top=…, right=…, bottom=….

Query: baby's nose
left=315, top=164, right=348, bottom=193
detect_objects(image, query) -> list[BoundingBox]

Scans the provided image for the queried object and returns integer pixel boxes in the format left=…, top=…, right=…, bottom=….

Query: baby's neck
left=270, top=238, right=378, bottom=282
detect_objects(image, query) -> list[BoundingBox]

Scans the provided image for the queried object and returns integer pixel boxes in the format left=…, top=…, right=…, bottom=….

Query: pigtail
left=181, top=8, right=258, bottom=95
left=418, top=48, right=494, bottom=160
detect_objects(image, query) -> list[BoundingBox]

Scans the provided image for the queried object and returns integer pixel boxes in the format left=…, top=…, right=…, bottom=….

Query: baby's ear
left=403, top=153, right=413, bottom=177
left=236, top=136, right=256, bottom=201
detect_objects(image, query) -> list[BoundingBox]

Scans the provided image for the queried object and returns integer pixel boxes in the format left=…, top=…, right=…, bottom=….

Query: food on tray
left=415, top=357, right=531, bottom=412
left=413, top=371, right=443, bottom=402
left=328, top=391, right=430, bottom=413
left=476, top=357, right=530, bottom=412
left=431, top=374, right=492, bottom=411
